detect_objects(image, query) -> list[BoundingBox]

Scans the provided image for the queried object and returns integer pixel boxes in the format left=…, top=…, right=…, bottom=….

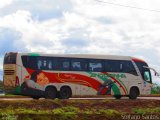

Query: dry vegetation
left=0, top=99, right=159, bottom=120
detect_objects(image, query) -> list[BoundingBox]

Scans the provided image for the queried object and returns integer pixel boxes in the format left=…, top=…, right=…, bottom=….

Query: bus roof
left=16, top=52, right=133, bottom=60
left=7, top=52, right=146, bottom=62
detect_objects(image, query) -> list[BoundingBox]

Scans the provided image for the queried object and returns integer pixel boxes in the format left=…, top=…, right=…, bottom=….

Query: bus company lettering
left=88, top=72, right=127, bottom=80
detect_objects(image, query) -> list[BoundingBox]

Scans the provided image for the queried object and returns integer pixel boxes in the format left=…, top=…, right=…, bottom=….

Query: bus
left=3, top=52, right=153, bottom=99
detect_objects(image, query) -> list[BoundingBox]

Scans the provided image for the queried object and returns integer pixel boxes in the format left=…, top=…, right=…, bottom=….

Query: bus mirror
left=143, top=66, right=160, bottom=76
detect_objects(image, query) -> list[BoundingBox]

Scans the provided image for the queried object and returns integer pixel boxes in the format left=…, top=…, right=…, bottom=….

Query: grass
left=0, top=99, right=159, bottom=120
left=0, top=106, right=121, bottom=120
left=0, top=94, right=30, bottom=98
left=133, top=107, right=160, bottom=114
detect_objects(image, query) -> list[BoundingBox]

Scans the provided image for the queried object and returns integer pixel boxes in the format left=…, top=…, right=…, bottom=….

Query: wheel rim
left=130, top=89, right=138, bottom=99
left=45, top=88, right=56, bottom=99
left=62, top=89, right=69, bottom=98
left=47, top=90, right=53, bottom=98
left=60, top=87, right=71, bottom=99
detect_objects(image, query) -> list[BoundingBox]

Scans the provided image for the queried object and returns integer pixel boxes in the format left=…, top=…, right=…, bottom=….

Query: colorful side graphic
left=21, top=70, right=49, bottom=96
left=21, top=69, right=127, bottom=96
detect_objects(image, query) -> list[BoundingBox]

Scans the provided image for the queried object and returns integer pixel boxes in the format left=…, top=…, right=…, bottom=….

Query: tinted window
left=4, top=53, right=17, bottom=64
left=59, top=58, right=70, bottom=71
left=121, top=61, right=137, bottom=75
left=135, top=62, right=147, bottom=78
left=89, top=60, right=103, bottom=72
left=21, top=56, right=27, bottom=67
left=37, top=57, right=53, bottom=70
left=105, top=60, right=120, bottom=72
left=135, top=62, right=148, bottom=73
left=105, top=60, right=137, bottom=75
left=71, top=59, right=87, bottom=71
left=22, top=56, right=37, bottom=69
left=22, top=56, right=59, bottom=70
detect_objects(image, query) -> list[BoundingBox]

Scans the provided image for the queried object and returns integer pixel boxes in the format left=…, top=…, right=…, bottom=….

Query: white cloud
left=0, top=0, right=160, bottom=83
left=0, top=0, right=160, bottom=56
left=0, top=0, right=13, bottom=9
left=0, top=10, right=67, bottom=53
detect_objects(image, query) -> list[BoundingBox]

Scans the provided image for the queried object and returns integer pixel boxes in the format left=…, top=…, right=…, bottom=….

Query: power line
left=95, top=0, right=160, bottom=13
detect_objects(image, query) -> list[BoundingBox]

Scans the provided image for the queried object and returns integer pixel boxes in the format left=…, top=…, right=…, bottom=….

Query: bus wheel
left=129, top=87, right=139, bottom=99
left=59, top=86, right=72, bottom=99
left=114, top=95, right=122, bottom=99
left=45, top=87, right=57, bottom=99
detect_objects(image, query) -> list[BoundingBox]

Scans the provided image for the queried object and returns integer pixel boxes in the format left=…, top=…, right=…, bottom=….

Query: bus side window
left=71, top=59, right=87, bottom=71
left=37, top=58, right=46, bottom=70
left=105, top=60, right=119, bottom=72
left=48, top=60, right=52, bottom=69
left=89, top=60, right=103, bottom=72
left=28, top=56, right=37, bottom=69
left=59, top=58, right=70, bottom=71
left=37, top=57, right=53, bottom=70
left=72, top=61, right=81, bottom=71
left=37, top=60, right=42, bottom=69
left=105, top=60, right=113, bottom=72
left=51, top=58, right=59, bottom=70
left=123, top=61, right=138, bottom=75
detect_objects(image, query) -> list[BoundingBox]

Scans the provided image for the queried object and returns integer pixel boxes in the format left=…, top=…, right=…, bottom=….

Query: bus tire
left=114, top=95, right=122, bottom=99
left=129, top=87, right=139, bottom=99
left=45, top=86, right=57, bottom=99
left=59, top=86, right=72, bottom=99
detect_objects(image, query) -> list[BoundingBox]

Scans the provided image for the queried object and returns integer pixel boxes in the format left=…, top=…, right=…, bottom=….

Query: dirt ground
left=0, top=99, right=159, bottom=113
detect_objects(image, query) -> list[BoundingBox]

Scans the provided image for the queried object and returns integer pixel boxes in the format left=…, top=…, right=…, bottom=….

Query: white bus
left=3, top=52, right=153, bottom=99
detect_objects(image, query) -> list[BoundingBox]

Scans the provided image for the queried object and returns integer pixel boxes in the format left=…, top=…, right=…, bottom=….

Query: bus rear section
left=3, top=52, right=19, bottom=94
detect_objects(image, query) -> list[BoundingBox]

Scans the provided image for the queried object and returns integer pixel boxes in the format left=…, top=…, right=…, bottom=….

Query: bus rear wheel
left=45, top=87, right=57, bottom=99
left=59, top=86, right=72, bottom=99
left=129, top=87, right=139, bottom=99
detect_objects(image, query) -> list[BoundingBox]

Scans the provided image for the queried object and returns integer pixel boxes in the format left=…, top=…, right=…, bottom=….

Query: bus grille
left=4, top=70, right=15, bottom=75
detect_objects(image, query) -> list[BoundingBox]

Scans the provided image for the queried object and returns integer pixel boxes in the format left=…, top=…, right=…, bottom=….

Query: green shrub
left=133, top=107, right=160, bottom=114
left=151, top=84, right=160, bottom=94
left=0, top=113, right=18, bottom=120
left=98, top=109, right=120, bottom=117
left=52, top=106, right=79, bottom=120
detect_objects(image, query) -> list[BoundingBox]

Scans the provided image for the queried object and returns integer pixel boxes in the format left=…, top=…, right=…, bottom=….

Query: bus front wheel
left=59, top=86, right=72, bottom=99
left=114, top=95, right=122, bottom=99
left=45, top=87, right=57, bottom=99
left=129, top=87, right=139, bottom=99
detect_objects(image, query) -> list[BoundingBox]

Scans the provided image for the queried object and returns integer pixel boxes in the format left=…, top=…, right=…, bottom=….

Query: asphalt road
left=0, top=97, right=160, bottom=100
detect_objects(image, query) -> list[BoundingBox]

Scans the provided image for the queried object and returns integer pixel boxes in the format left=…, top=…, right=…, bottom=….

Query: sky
left=0, top=0, right=160, bottom=84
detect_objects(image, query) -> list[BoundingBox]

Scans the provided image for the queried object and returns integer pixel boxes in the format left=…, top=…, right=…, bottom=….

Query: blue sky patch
left=0, top=28, right=24, bottom=56
left=0, top=0, right=72, bottom=21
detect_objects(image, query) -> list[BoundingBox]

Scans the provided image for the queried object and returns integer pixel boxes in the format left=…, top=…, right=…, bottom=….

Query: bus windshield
left=135, top=61, right=152, bottom=84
